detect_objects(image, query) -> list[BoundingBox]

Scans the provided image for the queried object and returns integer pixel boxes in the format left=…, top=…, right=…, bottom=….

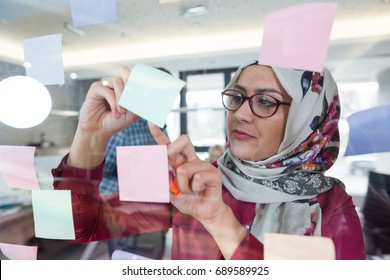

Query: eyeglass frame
left=221, top=89, right=292, bottom=118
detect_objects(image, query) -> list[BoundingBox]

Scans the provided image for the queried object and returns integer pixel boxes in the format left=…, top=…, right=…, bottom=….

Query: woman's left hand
left=149, top=122, right=247, bottom=259
left=148, top=122, right=225, bottom=222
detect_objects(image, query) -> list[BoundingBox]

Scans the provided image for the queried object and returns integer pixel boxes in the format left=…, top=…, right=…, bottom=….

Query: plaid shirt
left=99, top=118, right=166, bottom=194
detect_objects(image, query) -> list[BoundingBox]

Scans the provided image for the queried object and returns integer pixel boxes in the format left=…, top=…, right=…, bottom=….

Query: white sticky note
left=23, top=34, right=64, bottom=85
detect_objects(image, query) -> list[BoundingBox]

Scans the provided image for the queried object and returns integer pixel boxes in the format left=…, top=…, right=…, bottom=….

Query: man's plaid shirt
left=99, top=118, right=166, bottom=193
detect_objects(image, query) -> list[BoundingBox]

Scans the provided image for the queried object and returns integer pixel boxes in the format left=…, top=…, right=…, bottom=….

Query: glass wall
left=1, top=0, right=389, bottom=262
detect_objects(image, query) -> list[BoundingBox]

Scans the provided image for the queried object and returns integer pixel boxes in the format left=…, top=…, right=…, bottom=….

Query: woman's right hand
left=67, top=67, right=138, bottom=169
left=78, top=67, right=138, bottom=137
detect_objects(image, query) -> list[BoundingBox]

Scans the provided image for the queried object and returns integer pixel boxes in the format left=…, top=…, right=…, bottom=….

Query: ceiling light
left=63, top=22, right=86, bottom=37
left=23, top=62, right=32, bottom=68
left=0, top=76, right=52, bottom=129
left=182, top=6, right=208, bottom=17
left=70, top=73, right=77, bottom=79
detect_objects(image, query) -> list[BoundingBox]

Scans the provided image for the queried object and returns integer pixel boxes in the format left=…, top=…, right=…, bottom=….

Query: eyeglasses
left=221, top=89, right=291, bottom=118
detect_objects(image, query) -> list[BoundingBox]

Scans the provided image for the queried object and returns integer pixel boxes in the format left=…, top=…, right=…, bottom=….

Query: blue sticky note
left=70, top=0, right=117, bottom=27
left=31, top=190, right=75, bottom=240
left=0, top=0, right=69, bottom=20
left=344, top=104, right=390, bottom=156
left=23, top=34, right=64, bottom=85
left=118, top=63, right=186, bottom=128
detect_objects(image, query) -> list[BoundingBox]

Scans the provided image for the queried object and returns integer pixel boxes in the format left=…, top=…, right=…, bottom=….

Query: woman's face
left=227, top=65, right=292, bottom=161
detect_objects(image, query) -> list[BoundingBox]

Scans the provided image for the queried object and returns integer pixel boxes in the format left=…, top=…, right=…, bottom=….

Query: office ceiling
left=0, top=0, right=390, bottom=82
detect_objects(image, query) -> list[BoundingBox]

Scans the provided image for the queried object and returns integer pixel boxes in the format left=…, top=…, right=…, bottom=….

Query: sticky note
left=345, top=104, right=390, bottom=156
left=117, top=145, right=169, bottom=203
left=258, top=3, right=338, bottom=72
left=111, top=249, right=152, bottom=260
left=264, top=233, right=335, bottom=260
left=0, top=0, right=69, bottom=20
left=0, top=243, right=38, bottom=260
left=0, top=145, right=40, bottom=190
left=23, top=34, right=64, bottom=85
left=31, top=190, right=75, bottom=240
left=118, top=63, right=186, bottom=128
left=70, top=0, right=117, bottom=27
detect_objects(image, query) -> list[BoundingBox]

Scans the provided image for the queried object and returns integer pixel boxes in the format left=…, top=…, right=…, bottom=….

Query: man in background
left=100, top=117, right=169, bottom=259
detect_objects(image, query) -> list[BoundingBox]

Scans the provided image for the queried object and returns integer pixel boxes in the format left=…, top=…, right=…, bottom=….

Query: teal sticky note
left=31, top=190, right=75, bottom=240
left=118, top=63, right=186, bottom=128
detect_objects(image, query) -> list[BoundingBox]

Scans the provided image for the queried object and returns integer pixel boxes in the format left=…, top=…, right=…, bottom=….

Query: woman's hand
left=78, top=67, right=138, bottom=137
left=148, top=122, right=225, bottom=221
left=169, top=136, right=226, bottom=222
left=67, top=67, right=138, bottom=169
left=149, top=122, right=247, bottom=259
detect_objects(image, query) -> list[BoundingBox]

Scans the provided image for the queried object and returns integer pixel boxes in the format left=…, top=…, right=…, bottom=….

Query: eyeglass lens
left=222, top=90, right=282, bottom=118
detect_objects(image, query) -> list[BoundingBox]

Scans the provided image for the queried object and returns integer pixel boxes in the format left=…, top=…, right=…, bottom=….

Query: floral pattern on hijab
left=268, top=94, right=340, bottom=174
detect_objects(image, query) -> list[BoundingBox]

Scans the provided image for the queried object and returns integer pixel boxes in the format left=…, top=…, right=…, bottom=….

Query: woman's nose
left=234, top=100, right=254, bottom=122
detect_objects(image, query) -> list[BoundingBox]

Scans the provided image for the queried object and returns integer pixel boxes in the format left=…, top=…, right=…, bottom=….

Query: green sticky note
left=31, top=190, right=75, bottom=240
left=118, top=63, right=186, bottom=128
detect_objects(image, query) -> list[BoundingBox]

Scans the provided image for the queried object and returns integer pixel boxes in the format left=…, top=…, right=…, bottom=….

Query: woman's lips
left=232, top=129, right=253, bottom=140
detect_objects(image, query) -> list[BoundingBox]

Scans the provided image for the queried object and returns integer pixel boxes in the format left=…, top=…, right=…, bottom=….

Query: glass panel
left=185, top=73, right=226, bottom=147
left=326, top=82, right=379, bottom=199
left=165, top=94, right=181, bottom=140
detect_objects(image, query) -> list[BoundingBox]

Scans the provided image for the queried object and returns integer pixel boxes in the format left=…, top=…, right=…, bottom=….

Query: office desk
left=0, top=207, right=35, bottom=245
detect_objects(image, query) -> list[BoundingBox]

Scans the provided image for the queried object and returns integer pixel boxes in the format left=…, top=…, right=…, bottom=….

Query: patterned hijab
left=218, top=61, right=343, bottom=241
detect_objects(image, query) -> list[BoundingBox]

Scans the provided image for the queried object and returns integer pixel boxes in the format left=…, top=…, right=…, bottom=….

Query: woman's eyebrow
left=234, top=83, right=284, bottom=97
left=233, top=84, right=247, bottom=92
left=254, top=88, right=284, bottom=97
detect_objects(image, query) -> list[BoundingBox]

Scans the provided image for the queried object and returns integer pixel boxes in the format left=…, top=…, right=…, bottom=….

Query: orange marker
left=171, top=177, right=179, bottom=194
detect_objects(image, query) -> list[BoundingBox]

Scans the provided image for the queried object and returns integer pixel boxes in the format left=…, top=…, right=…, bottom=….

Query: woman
left=52, top=62, right=366, bottom=259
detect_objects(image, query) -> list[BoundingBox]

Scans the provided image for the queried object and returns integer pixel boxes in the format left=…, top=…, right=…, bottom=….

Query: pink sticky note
left=258, top=3, right=338, bottom=72
left=117, top=145, right=169, bottom=203
left=0, top=243, right=38, bottom=260
left=0, top=146, right=40, bottom=190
